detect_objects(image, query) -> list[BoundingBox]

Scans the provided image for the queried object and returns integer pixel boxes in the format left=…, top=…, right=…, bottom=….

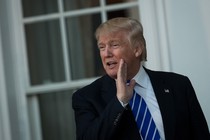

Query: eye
left=110, top=42, right=120, bottom=48
left=98, top=45, right=105, bottom=51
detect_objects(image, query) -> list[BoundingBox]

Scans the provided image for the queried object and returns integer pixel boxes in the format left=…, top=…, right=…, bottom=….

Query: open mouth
left=106, top=61, right=117, bottom=68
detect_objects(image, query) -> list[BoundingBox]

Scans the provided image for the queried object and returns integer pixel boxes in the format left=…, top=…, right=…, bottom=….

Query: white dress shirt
left=132, top=65, right=165, bottom=140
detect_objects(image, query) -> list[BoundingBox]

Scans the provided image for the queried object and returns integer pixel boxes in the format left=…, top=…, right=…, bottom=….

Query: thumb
left=129, top=79, right=136, bottom=90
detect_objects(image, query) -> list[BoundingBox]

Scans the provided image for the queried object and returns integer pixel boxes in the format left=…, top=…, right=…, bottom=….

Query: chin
left=106, top=72, right=117, bottom=79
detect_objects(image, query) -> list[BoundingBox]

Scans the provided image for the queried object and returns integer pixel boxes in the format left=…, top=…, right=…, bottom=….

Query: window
left=22, top=0, right=140, bottom=139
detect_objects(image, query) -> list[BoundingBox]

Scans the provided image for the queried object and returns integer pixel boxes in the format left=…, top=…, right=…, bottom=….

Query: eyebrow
left=98, top=39, right=121, bottom=45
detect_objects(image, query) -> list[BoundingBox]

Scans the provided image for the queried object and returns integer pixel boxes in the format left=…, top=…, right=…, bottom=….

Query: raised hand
left=116, top=59, right=136, bottom=104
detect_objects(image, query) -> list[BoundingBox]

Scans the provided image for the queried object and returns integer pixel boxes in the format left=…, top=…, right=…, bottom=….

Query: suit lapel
left=145, top=69, right=175, bottom=140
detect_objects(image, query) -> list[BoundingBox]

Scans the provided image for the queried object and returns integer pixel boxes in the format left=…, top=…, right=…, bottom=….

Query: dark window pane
left=35, top=90, right=76, bottom=140
left=63, top=0, right=99, bottom=11
left=107, top=6, right=139, bottom=19
left=106, top=0, right=137, bottom=5
left=25, top=20, right=65, bottom=85
left=22, top=0, right=58, bottom=17
left=66, top=14, right=105, bottom=80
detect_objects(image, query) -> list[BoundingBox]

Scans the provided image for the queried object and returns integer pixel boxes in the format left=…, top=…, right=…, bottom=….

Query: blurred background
left=0, top=0, right=209, bottom=140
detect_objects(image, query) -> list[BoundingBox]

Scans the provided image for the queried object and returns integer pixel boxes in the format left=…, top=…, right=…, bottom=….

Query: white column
left=0, top=0, right=31, bottom=140
left=0, top=23, right=12, bottom=140
left=138, top=0, right=171, bottom=71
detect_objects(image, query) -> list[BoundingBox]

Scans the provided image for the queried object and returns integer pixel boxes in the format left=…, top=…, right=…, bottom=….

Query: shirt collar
left=132, top=65, right=148, bottom=89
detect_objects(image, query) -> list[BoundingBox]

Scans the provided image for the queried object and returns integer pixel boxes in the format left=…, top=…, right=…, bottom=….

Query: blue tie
left=129, top=90, right=161, bottom=140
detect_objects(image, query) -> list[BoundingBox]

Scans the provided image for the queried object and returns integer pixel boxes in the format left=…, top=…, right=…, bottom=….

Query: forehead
left=98, top=31, right=128, bottom=43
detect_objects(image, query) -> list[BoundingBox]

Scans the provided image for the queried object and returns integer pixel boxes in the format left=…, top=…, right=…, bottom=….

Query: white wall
left=164, top=0, right=210, bottom=128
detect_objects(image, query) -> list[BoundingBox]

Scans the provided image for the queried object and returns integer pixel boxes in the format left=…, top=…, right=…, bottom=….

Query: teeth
left=107, top=61, right=116, bottom=66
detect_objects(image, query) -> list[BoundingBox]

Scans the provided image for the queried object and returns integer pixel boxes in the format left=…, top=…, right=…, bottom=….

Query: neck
left=127, top=64, right=141, bottom=80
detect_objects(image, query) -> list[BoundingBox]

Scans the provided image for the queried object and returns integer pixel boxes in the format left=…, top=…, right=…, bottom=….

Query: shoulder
left=72, top=75, right=116, bottom=109
left=72, top=75, right=114, bottom=98
left=144, top=67, right=188, bottom=80
left=77, top=75, right=113, bottom=91
left=144, top=67, right=196, bottom=97
left=144, top=67, right=191, bottom=86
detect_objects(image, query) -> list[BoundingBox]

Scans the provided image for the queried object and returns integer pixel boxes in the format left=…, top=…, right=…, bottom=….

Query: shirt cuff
left=119, top=100, right=129, bottom=108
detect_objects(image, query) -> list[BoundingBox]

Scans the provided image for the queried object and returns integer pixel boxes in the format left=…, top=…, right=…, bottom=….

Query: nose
left=104, top=46, right=113, bottom=57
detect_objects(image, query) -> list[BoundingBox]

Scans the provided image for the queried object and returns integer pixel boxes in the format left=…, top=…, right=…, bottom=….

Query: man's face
left=97, top=31, right=142, bottom=79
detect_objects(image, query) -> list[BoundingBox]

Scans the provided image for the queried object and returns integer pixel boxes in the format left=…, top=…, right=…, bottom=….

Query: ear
left=134, top=44, right=142, bottom=58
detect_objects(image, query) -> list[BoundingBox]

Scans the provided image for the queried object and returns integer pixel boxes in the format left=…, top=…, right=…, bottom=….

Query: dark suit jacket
left=72, top=68, right=210, bottom=140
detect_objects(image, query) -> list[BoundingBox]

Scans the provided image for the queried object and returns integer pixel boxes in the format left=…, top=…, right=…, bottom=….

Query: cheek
left=113, top=50, right=125, bottom=59
left=99, top=54, right=107, bottom=66
left=121, top=51, right=134, bottom=60
left=99, top=52, right=105, bottom=60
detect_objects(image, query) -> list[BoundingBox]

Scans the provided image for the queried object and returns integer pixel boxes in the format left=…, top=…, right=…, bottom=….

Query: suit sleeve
left=185, top=77, right=210, bottom=139
left=72, top=90, right=126, bottom=140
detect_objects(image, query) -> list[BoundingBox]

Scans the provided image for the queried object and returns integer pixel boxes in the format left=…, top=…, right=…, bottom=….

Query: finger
left=117, top=59, right=127, bottom=82
left=129, top=79, right=136, bottom=89
left=122, top=61, right=127, bottom=82
left=127, top=79, right=136, bottom=97
left=117, top=59, right=123, bottom=78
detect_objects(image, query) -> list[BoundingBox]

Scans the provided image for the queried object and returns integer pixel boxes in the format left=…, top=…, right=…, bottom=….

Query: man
left=72, top=17, right=209, bottom=140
